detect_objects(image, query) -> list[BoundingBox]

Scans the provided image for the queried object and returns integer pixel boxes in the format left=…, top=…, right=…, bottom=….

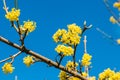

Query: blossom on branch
left=55, top=45, right=74, bottom=56
left=68, top=23, right=82, bottom=34
left=66, top=61, right=78, bottom=71
left=53, top=23, right=82, bottom=45
left=81, top=53, right=92, bottom=66
left=116, top=39, right=120, bottom=44
left=59, top=71, right=67, bottom=80
left=20, top=20, right=36, bottom=34
left=2, top=63, right=14, bottom=74
left=113, top=2, right=120, bottom=11
left=109, top=16, right=117, bottom=24
left=23, top=55, right=34, bottom=67
left=5, top=8, right=20, bottom=21
left=99, top=68, right=117, bottom=80
left=52, top=29, right=67, bottom=43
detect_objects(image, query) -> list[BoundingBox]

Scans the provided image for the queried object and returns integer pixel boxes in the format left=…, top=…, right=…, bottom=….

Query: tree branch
left=0, top=51, right=22, bottom=64
left=0, top=36, right=87, bottom=80
left=103, top=0, right=120, bottom=23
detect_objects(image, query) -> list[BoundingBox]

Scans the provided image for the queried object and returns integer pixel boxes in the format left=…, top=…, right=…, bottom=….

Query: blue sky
left=0, top=0, right=120, bottom=80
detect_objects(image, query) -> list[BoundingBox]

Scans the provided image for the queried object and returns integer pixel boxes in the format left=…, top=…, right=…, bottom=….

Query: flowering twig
left=0, top=51, right=22, bottom=64
left=3, top=0, right=19, bottom=32
left=0, top=36, right=87, bottom=80
left=83, top=36, right=89, bottom=78
left=73, top=21, right=92, bottom=71
left=3, top=0, right=26, bottom=47
left=104, top=0, right=120, bottom=25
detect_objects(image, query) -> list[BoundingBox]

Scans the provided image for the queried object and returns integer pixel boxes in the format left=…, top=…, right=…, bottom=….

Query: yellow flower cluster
left=53, top=23, right=82, bottom=45
left=59, top=71, right=67, bottom=80
left=55, top=45, right=74, bottom=56
left=99, top=68, right=114, bottom=80
left=2, top=63, right=14, bottom=74
left=82, top=72, right=96, bottom=80
left=23, top=55, right=34, bottom=67
left=53, top=29, right=67, bottom=42
left=62, top=32, right=81, bottom=45
left=109, top=72, right=120, bottom=80
left=113, top=2, right=120, bottom=10
left=81, top=53, right=92, bottom=66
left=82, top=72, right=88, bottom=77
left=20, top=20, right=36, bottom=34
left=109, top=16, right=117, bottom=24
left=117, top=39, right=120, bottom=44
left=68, top=76, right=95, bottom=80
left=68, top=23, right=82, bottom=34
left=66, top=61, right=78, bottom=70
left=59, top=70, right=80, bottom=80
left=59, top=61, right=95, bottom=80
left=5, top=8, right=20, bottom=21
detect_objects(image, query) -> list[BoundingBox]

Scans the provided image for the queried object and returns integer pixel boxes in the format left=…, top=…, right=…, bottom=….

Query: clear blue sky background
left=0, top=0, right=120, bottom=80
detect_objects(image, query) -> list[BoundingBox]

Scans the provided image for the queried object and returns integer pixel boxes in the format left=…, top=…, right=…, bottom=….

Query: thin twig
left=14, top=0, right=18, bottom=9
left=13, top=24, right=19, bottom=32
left=23, top=29, right=28, bottom=41
left=96, top=27, right=116, bottom=41
left=78, top=60, right=83, bottom=75
left=81, top=21, right=92, bottom=35
left=58, top=55, right=64, bottom=66
left=0, top=51, right=22, bottom=64
left=73, top=45, right=77, bottom=70
left=0, top=57, right=11, bottom=63
left=55, top=53, right=64, bottom=66
left=3, top=0, right=8, bottom=13
left=83, top=36, right=87, bottom=53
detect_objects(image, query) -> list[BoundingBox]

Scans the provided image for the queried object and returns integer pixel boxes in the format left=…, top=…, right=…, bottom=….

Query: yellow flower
left=55, top=45, right=74, bottom=56
left=82, top=72, right=88, bottom=77
left=66, top=61, right=78, bottom=70
left=99, top=68, right=115, bottom=80
left=68, top=76, right=80, bottom=80
left=68, top=32, right=81, bottom=45
left=53, top=29, right=67, bottom=43
left=2, top=63, right=14, bottom=74
left=109, top=16, right=117, bottom=24
left=68, top=23, right=82, bottom=34
left=5, top=8, right=20, bottom=21
left=23, top=55, right=34, bottom=67
left=113, top=2, right=120, bottom=11
left=117, top=39, right=120, bottom=44
left=81, top=53, right=92, bottom=66
left=110, top=72, right=120, bottom=80
left=59, top=71, right=67, bottom=80
left=53, top=23, right=82, bottom=45
left=21, top=20, right=36, bottom=34
left=61, top=32, right=70, bottom=44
